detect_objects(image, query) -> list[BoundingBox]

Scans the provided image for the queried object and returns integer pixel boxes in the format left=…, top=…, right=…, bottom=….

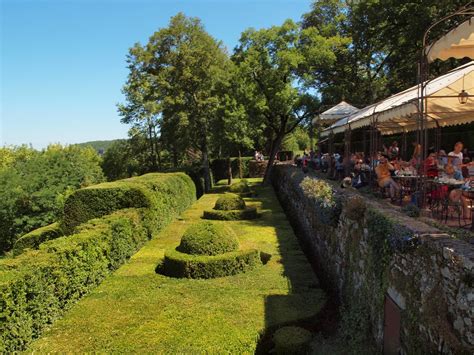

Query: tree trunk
left=263, top=134, right=283, bottom=185
left=148, top=125, right=157, bottom=171
left=227, top=157, right=232, bottom=185
left=172, top=144, right=178, bottom=168
left=238, top=150, right=243, bottom=179
left=152, top=126, right=162, bottom=170
left=202, top=148, right=211, bottom=193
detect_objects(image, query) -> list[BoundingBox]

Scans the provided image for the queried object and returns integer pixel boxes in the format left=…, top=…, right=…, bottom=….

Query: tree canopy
left=0, top=145, right=104, bottom=252
left=233, top=19, right=344, bottom=181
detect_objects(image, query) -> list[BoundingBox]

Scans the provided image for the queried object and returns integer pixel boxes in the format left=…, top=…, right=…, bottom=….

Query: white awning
left=313, top=101, right=358, bottom=125
left=321, top=61, right=474, bottom=137
left=426, top=17, right=474, bottom=63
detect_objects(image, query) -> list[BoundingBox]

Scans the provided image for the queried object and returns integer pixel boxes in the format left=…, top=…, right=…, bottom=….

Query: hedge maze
left=0, top=173, right=196, bottom=352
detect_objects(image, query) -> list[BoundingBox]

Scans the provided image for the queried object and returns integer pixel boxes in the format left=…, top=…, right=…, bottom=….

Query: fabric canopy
left=321, top=61, right=474, bottom=137
left=313, top=101, right=359, bottom=125
left=426, top=17, right=474, bottom=63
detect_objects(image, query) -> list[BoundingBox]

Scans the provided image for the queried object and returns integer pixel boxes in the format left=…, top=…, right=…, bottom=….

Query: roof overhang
left=426, top=17, right=474, bottom=63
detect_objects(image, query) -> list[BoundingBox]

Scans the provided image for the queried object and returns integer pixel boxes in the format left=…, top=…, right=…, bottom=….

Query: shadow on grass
left=244, top=182, right=338, bottom=354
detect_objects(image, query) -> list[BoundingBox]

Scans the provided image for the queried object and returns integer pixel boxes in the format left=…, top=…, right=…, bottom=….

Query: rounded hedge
left=273, top=326, right=313, bottom=354
left=229, top=180, right=251, bottom=194
left=203, top=207, right=258, bottom=221
left=161, top=248, right=261, bottom=279
left=177, top=221, right=238, bottom=256
left=214, top=194, right=246, bottom=211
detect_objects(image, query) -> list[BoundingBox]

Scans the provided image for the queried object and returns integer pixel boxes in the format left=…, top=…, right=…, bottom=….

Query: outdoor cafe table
left=393, top=175, right=418, bottom=204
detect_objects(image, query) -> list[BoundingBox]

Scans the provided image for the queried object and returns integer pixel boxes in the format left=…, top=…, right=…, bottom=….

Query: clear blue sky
left=1, top=0, right=312, bottom=149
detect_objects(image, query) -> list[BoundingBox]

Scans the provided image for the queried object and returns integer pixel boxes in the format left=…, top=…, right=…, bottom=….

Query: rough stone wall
left=272, top=165, right=474, bottom=354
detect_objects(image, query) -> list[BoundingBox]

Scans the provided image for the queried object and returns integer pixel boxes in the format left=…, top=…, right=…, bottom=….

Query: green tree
left=119, top=13, right=232, bottom=192
left=233, top=19, right=342, bottom=182
left=0, top=145, right=104, bottom=252
left=101, top=139, right=140, bottom=181
left=302, top=0, right=467, bottom=105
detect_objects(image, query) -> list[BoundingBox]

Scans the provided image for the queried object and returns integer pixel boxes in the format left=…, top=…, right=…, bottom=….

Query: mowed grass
left=28, top=179, right=326, bottom=353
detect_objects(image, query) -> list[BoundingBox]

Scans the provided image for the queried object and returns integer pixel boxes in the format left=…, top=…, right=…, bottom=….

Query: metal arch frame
left=419, top=2, right=474, bottom=162
left=418, top=2, right=474, bottom=207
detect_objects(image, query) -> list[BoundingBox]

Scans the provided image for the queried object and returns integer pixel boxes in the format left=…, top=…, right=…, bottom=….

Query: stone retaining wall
left=272, top=165, right=474, bottom=354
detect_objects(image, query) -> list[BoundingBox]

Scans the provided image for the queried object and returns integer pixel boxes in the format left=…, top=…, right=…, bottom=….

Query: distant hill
left=75, top=139, right=125, bottom=154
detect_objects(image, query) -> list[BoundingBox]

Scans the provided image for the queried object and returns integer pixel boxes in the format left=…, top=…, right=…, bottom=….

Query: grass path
left=28, top=180, right=326, bottom=353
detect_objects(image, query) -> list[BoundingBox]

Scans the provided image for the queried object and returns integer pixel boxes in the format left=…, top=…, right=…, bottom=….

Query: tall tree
left=119, top=13, right=231, bottom=191
left=302, top=0, right=468, bottom=106
left=118, top=45, right=162, bottom=171
left=233, top=19, right=343, bottom=183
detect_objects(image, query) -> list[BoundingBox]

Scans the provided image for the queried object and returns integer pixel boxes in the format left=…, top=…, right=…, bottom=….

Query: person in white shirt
left=448, top=142, right=463, bottom=170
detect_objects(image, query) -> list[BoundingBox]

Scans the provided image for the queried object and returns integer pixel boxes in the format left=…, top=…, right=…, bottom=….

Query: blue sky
left=1, top=0, right=312, bottom=148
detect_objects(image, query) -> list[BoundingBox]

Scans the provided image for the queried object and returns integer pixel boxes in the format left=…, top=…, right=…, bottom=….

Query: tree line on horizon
left=116, top=0, right=466, bottom=190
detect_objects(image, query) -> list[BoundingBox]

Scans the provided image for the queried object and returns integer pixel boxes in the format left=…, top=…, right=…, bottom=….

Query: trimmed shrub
left=203, top=207, right=259, bottom=221
left=0, top=173, right=196, bottom=353
left=229, top=180, right=251, bottom=194
left=0, top=209, right=148, bottom=352
left=273, top=326, right=312, bottom=354
left=214, top=193, right=246, bottom=211
left=162, top=248, right=261, bottom=279
left=12, top=222, right=63, bottom=256
left=62, top=172, right=195, bottom=234
left=177, top=222, right=239, bottom=256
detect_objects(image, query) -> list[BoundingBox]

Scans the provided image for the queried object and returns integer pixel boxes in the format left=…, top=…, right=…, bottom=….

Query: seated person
left=352, top=169, right=368, bottom=189
left=335, top=155, right=345, bottom=180
left=442, top=163, right=463, bottom=181
left=438, top=150, right=448, bottom=168
left=424, top=147, right=438, bottom=178
left=448, top=176, right=473, bottom=219
left=375, top=154, right=400, bottom=200
left=448, top=142, right=463, bottom=171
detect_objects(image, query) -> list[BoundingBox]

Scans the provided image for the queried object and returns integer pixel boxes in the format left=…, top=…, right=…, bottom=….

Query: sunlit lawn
left=28, top=179, right=326, bottom=353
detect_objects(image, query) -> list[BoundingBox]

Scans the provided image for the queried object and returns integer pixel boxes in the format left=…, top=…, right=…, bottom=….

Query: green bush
left=273, top=326, right=313, bottom=354
left=229, top=180, right=251, bottom=194
left=161, top=248, right=261, bottom=279
left=0, top=144, right=104, bottom=253
left=12, top=222, right=63, bottom=256
left=214, top=193, right=246, bottom=211
left=203, top=207, right=258, bottom=221
left=0, top=173, right=196, bottom=353
left=62, top=172, right=195, bottom=234
left=177, top=221, right=239, bottom=256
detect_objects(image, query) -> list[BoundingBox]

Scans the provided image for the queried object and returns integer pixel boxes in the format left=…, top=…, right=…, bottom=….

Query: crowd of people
left=293, top=141, right=474, bottom=220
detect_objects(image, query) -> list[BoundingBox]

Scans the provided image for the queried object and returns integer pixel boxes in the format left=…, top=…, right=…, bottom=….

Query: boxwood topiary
left=177, top=221, right=239, bottom=256
left=62, top=172, right=195, bottom=234
left=12, top=222, right=63, bottom=256
left=229, top=180, right=251, bottom=194
left=161, top=248, right=261, bottom=279
left=203, top=207, right=258, bottom=221
left=214, top=193, right=246, bottom=211
left=0, top=173, right=196, bottom=353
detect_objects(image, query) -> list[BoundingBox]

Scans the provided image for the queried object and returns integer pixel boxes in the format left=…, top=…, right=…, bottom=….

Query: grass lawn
left=28, top=179, right=326, bottom=353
